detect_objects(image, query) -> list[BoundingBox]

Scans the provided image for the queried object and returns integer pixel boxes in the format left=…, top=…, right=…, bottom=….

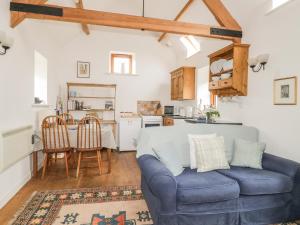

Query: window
left=272, top=0, right=291, bottom=9
left=34, top=50, right=47, bottom=104
left=180, top=35, right=201, bottom=58
left=110, top=52, right=136, bottom=74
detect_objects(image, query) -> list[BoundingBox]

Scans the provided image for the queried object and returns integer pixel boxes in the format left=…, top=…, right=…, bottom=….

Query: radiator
left=0, top=125, right=33, bottom=173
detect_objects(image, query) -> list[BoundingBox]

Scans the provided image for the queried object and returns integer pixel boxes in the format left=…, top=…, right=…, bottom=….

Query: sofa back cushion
left=136, top=123, right=259, bottom=167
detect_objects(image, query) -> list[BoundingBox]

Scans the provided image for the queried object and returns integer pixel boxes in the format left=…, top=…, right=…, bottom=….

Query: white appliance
left=142, top=116, right=163, bottom=128
left=119, top=117, right=142, bottom=151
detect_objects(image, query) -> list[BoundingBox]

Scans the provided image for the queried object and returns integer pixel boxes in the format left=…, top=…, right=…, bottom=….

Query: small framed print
left=77, top=61, right=90, bottom=78
left=274, top=76, right=297, bottom=105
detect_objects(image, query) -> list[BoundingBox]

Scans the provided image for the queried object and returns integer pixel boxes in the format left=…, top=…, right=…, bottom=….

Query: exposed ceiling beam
left=202, top=0, right=241, bottom=30
left=10, top=0, right=47, bottom=28
left=10, top=2, right=242, bottom=42
left=158, top=0, right=195, bottom=42
left=75, top=0, right=90, bottom=35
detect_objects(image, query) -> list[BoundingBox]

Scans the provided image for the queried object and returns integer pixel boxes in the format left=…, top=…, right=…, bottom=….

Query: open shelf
left=210, top=69, right=233, bottom=77
left=69, top=109, right=114, bottom=112
left=69, top=96, right=115, bottom=99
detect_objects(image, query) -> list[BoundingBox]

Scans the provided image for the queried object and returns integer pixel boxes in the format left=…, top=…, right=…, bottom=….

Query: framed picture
left=273, top=76, right=297, bottom=105
left=77, top=61, right=90, bottom=78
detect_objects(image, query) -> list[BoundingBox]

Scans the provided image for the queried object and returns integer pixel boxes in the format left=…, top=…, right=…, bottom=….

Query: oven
left=142, top=116, right=163, bottom=128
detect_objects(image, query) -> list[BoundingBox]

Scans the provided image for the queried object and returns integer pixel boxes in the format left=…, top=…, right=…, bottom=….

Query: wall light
left=0, top=31, right=14, bottom=56
left=248, top=54, right=270, bottom=72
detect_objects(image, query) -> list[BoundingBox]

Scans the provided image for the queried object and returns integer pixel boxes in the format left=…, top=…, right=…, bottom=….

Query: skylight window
left=272, top=0, right=290, bottom=9
left=180, top=35, right=200, bottom=58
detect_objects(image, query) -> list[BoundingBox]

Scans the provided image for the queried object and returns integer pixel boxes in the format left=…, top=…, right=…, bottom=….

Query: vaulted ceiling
left=17, top=0, right=266, bottom=57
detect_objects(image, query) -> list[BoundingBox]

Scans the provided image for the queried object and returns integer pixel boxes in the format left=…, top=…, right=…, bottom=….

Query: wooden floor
left=0, top=151, right=141, bottom=225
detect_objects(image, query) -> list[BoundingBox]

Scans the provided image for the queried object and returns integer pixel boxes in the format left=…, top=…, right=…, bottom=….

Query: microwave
left=164, top=106, right=175, bottom=115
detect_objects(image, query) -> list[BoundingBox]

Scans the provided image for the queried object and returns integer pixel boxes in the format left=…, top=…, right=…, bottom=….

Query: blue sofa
left=136, top=124, right=300, bottom=225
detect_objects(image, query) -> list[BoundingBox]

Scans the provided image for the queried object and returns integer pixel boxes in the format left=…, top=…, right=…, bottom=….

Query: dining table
left=32, top=124, right=117, bottom=178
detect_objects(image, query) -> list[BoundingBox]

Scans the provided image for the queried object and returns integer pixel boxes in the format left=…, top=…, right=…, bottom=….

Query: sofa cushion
left=218, top=167, right=293, bottom=195
left=176, top=168, right=240, bottom=204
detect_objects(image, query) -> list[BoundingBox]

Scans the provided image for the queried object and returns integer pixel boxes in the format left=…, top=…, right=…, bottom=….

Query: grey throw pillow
left=231, top=139, right=266, bottom=169
left=153, top=142, right=184, bottom=176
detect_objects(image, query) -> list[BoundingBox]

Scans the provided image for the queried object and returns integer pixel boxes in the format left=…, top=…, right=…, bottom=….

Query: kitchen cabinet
left=171, top=67, right=196, bottom=100
left=208, top=43, right=250, bottom=97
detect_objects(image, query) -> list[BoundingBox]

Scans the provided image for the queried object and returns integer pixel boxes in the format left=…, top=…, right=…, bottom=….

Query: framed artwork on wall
left=77, top=61, right=90, bottom=78
left=273, top=76, right=297, bottom=105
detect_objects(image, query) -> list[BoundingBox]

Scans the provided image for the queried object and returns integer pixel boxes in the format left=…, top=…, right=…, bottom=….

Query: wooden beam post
left=10, top=0, right=48, bottom=28
left=202, top=0, right=241, bottom=30
left=75, top=0, right=90, bottom=35
left=10, top=2, right=242, bottom=41
left=158, top=0, right=195, bottom=42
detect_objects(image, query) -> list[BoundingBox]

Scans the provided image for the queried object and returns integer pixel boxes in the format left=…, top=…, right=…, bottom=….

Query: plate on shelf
left=210, top=61, right=220, bottom=74
left=216, top=59, right=227, bottom=73
left=223, top=59, right=233, bottom=71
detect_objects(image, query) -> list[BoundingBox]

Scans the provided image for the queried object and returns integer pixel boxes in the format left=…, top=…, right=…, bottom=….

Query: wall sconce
left=248, top=54, right=270, bottom=72
left=0, top=31, right=14, bottom=56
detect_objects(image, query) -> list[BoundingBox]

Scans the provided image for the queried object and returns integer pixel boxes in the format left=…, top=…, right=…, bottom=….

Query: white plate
left=210, top=61, right=220, bottom=74
left=216, top=59, right=227, bottom=73
left=223, top=59, right=233, bottom=71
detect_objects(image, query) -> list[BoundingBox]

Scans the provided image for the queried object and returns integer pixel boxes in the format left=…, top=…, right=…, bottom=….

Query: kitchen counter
left=185, top=119, right=243, bottom=125
left=163, top=115, right=193, bottom=119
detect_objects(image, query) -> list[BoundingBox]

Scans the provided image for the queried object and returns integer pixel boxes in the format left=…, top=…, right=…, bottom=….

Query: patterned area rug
left=10, top=186, right=300, bottom=225
left=11, top=186, right=152, bottom=225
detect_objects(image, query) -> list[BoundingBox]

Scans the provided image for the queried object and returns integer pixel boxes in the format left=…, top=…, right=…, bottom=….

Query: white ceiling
left=27, top=0, right=267, bottom=56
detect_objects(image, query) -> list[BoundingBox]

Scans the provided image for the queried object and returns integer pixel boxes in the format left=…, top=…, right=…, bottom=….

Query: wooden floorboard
left=0, top=151, right=141, bottom=225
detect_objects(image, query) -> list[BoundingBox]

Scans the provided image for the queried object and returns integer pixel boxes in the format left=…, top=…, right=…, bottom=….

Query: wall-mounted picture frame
left=273, top=76, right=297, bottom=105
left=77, top=61, right=90, bottom=78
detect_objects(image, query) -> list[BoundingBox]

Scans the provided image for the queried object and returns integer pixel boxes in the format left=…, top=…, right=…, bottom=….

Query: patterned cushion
left=188, top=133, right=216, bottom=169
left=195, top=136, right=230, bottom=172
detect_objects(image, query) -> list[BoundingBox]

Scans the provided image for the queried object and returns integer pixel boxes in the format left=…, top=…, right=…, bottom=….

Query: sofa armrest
left=262, top=153, right=300, bottom=179
left=138, top=154, right=177, bottom=213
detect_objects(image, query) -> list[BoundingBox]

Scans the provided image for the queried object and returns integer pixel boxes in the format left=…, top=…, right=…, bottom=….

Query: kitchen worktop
left=162, top=115, right=193, bottom=119
left=185, top=119, right=243, bottom=125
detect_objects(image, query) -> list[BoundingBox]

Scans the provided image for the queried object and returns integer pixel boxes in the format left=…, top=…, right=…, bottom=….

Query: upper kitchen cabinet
left=171, top=67, right=196, bottom=101
left=208, top=44, right=250, bottom=97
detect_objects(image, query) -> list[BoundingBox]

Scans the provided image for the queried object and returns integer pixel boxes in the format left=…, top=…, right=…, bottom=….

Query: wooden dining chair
left=76, top=116, right=103, bottom=178
left=61, top=112, right=75, bottom=125
left=41, top=116, right=73, bottom=178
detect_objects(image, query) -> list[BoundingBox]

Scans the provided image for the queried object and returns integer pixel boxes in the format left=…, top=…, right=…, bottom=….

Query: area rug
left=10, top=186, right=300, bottom=225
left=11, top=186, right=152, bottom=225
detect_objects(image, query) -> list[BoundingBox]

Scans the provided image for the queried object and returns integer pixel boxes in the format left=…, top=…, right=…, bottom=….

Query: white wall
left=0, top=1, right=176, bottom=208
left=175, top=1, right=300, bottom=162
left=218, top=0, right=300, bottom=162
left=0, top=0, right=59, bottom=208
left=54, top=30, right=176, bottom=117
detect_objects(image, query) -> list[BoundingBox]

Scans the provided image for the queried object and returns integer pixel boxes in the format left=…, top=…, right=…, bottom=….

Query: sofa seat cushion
left=176, top=168, right=240, bottom=204
left=218, top=167, right=293, bottom=196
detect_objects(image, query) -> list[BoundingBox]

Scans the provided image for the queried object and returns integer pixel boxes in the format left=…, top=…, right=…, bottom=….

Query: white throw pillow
left=188, top=133, right=216, bottom=169
left=195, top=136, right=230, bottom=172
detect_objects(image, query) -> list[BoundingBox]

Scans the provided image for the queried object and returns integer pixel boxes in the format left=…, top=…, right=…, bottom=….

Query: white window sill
left=105, top=72, right=139, bottom=77
left=32, top=104, right=50, bottom=108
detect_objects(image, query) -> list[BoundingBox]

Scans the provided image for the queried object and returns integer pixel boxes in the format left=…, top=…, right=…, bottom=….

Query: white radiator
left=0, top=125, right=33, bottom=173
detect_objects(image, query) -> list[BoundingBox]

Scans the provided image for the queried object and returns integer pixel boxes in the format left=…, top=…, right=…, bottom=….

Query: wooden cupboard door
left=171, top=75, right=178, bottom=100
left=177, top=75, right=184, bottom=100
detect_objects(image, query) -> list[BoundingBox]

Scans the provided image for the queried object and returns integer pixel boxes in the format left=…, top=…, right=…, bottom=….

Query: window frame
left=110, top=53, right=133, bottom=74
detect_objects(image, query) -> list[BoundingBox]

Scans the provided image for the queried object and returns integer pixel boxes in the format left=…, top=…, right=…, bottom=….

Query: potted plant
left=204, top=106, right=220, bottom=122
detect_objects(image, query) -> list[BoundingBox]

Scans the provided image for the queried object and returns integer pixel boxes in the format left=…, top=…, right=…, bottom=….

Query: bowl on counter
left=221, top=73, right=232, bottom=80
left=212, top=76, right=221, bottom=82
